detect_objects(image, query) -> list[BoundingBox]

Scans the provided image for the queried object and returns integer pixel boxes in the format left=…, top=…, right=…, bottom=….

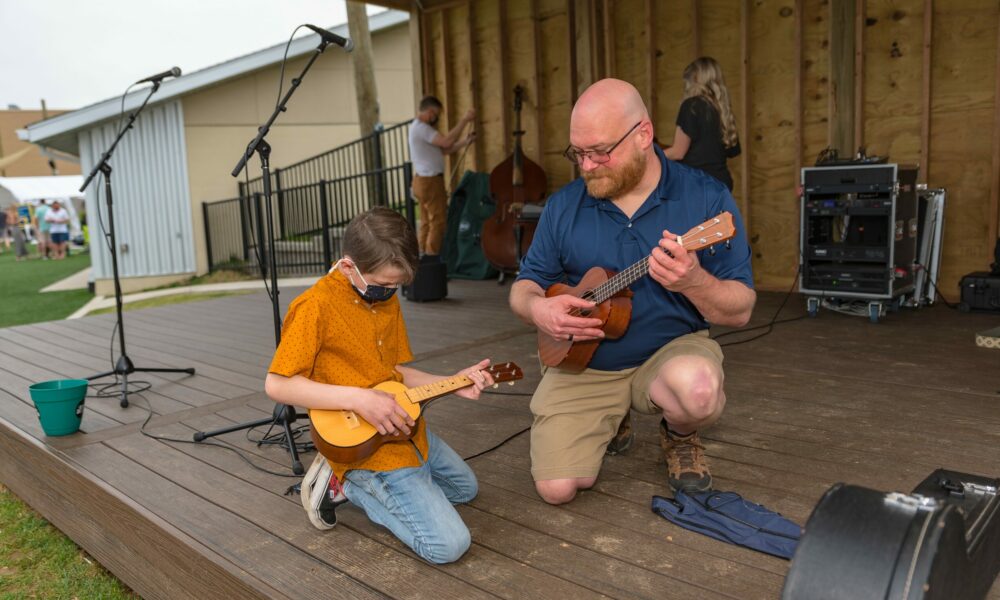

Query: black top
left=676, top=96, right=741, bottom=191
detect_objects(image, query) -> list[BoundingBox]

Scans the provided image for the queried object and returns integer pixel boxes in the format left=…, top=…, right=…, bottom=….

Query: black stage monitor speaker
left=783, top=469, right=1000, bottom=600
left=403, top=259, right=448, bottom=302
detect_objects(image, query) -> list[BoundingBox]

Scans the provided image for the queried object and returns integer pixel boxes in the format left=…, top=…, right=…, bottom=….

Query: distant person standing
left=663, top=57, right=741, bottom=191
left=33, top=199, right=51, bottom=259
left=9, top=206, right=28, bottom=261
left=0, top=207, right=9, bottom=254
left=408, top=96, right=476, bottom=259
left=45, top=200, right=70, bottom=260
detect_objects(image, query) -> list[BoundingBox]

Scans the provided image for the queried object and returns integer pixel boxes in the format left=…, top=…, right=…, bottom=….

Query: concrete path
left=40, top=267, right=92, bottom=292
left=66, top=276, right=321, bottom=320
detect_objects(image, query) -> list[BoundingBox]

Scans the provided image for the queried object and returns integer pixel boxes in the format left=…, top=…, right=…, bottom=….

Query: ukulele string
left=559, top=217, right=728, bottom=321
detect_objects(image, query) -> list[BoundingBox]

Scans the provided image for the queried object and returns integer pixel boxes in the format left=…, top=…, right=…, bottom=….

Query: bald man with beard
left=509, top=79, right=756, bottom=505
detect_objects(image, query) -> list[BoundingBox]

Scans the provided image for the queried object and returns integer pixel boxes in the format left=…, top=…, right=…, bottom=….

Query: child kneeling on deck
left=265, top=207, right=494, bottom=564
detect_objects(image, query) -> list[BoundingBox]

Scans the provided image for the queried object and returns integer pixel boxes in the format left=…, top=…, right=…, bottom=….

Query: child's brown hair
left=342, top=207, right=419, bottom=283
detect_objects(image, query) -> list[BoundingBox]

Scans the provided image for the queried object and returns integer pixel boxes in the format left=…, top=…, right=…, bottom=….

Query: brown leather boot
left=605, top=412, right=635, bottom=455
left=659, top=419, right=712, bottom=493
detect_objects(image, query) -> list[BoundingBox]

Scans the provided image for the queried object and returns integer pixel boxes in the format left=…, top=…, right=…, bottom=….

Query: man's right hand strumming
left=529, top=294, right=605, bottom=342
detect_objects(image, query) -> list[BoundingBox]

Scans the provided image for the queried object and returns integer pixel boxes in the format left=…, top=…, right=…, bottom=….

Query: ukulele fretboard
left=585, top=218, right=729, bottom=304
left=405, top=376, right=472, bottom=404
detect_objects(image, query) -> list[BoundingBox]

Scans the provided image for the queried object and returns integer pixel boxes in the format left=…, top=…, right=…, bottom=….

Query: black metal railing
left=204, top=163, right=414, bottom=276
left=239, top=121, right=410, bottom=204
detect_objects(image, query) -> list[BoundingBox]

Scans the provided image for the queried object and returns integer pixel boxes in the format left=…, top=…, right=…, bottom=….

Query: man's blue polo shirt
left=516, top=145, right=753, bottom=371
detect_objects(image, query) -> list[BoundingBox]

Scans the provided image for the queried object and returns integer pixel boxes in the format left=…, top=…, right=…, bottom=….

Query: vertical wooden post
left=589, top=0, right=600, bottom=80
left=991, top=3, right=1000, bottom=244
left=440, top=11, right=453, bottom=130
left=854, top=0, right=865, bottom=153
left=466, top=0, right=483, bottom=170
left=645, top=0, right=657, bottom=122
left=692, top=0, right=701, bottom=59
left=500, top=0, right=512, bottom=155
left=740, top=0, right=751, bottom=230
left=921, top=0, right=932, bottom=183
left=347, top=1, right=380, bottom=137
left=568, top=0, right=579, bottom=103
left=421, top=6, right=434, bottom=95
left=410, top=7, right=424, bottom=106
left=531, top=0, right=544, bottom=160
left=795, top=0, right=804, bottom=182
left=602, top=0, right=615, bottom=77
left=830, top=0, right=856, bottom=155
left=568, top=0, right=581, bottom=182
left=439, top=11, right=453, bottom=181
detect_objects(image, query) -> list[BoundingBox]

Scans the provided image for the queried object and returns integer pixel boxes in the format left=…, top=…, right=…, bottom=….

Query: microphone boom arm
left=231, top=39, right=331, bottom=178
left=80, top=81, right=161, bottom=193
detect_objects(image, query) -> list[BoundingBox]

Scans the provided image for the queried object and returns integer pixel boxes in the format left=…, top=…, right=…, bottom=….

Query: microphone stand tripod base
left=192, top=404, right=304, bottom=475
left=88, top=355, right=196, bottom=408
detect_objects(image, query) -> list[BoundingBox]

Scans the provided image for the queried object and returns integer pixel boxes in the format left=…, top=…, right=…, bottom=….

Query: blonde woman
left=663, top=57, right=741, bottom=191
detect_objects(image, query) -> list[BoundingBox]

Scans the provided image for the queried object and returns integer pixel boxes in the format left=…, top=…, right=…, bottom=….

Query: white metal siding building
left=77, top=101, right=195, bottom=282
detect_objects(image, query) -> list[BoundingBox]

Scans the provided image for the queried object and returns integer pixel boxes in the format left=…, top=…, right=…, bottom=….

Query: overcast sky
left=0, top=0, right=387, bottom=110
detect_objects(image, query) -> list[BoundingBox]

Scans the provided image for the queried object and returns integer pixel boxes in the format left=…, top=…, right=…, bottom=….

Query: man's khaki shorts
left=529, top=330, right=723, bottom=481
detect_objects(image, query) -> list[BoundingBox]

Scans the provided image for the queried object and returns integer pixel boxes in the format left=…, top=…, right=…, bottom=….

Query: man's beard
left=582, top=150, right=647, bottom=199
left=429, top=115, right=439, bottom=126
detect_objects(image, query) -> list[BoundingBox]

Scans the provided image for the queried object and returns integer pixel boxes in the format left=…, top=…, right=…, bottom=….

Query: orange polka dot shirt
left=267, top=269, right=429, bottom=480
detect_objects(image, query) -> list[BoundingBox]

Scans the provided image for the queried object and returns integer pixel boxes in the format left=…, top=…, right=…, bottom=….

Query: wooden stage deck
left=1, top=279, right=999, bottom=599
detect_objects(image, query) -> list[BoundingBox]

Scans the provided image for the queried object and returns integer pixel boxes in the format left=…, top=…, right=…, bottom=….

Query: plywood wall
left=418, top=0, right=1000, bottom=296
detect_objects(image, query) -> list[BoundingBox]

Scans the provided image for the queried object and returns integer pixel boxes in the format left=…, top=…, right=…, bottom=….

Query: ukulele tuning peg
left=708, top=246, right=717, bottom=256
left=725, top=239, right=732, bottom=250
left=492, top=383, right=498, bottom=389
left=508, top=381, right=515, bottom=386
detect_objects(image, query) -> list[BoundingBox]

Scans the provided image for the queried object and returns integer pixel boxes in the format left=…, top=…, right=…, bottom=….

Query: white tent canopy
left=0, top=175, right=84, bottom=204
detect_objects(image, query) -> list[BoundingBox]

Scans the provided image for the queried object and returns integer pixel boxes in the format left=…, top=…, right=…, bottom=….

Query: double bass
left=482, top=85, right=547, bottom=274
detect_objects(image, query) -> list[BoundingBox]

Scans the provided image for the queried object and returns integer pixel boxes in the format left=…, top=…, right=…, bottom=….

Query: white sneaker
left=301, top=454, right=347, bottom=530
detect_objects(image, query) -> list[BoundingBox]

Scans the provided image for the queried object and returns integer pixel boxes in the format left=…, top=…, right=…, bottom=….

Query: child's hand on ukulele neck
left=454, top=359, right=494, bottom=400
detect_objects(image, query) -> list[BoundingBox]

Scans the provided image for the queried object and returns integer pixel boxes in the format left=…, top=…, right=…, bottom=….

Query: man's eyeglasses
left=563, top=121, right=642, bottom=165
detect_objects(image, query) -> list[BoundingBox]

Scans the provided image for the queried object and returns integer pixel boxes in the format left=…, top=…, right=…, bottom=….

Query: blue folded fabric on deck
left=651, top=490, right=802, bottom=559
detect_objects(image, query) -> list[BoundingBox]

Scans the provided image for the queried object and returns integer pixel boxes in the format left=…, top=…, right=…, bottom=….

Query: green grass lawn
left=0, top=484, right=137, bottom=599
left=0, top=250, right=94, bottom=328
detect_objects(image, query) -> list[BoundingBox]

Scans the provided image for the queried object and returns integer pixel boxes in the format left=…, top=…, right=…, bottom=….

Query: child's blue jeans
left=343, top=430, right=478, bottom=564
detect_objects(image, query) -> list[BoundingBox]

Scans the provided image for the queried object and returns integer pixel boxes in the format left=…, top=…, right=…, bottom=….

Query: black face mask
left=351, top=265, right=398, bottom=303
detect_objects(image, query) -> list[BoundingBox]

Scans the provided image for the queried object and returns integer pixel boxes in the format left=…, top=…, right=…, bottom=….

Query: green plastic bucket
left=28, top=379, right=88, bottom=436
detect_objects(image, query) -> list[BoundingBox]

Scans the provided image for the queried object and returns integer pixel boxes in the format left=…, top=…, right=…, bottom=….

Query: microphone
left=304, top=24, right=354, bottom=52
left=135, top=67, right=181, bottom=85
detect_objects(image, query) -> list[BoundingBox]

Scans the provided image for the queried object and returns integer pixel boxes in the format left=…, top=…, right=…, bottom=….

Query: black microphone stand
left=192, top=37, right=336, bottom=475
left=80, top=82, right=196, bottom=408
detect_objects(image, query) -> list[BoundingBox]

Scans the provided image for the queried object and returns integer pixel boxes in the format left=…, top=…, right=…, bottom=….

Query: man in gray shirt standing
left=408, top=96, right=475, bottom=259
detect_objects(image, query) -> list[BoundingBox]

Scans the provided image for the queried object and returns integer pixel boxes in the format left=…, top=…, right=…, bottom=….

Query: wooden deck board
left=2, top=279, right=999, bottom=598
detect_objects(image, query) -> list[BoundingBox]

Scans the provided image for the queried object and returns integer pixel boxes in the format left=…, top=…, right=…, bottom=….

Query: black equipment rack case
left=799, top=163, right=919, bottom=322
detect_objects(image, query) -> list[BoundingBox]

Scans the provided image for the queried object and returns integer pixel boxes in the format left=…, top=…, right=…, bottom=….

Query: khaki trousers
left=411, top=174, right=448, bottom=255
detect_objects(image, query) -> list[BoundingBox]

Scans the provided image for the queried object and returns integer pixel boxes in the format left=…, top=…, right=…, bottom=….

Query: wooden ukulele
left=537, top=213, right=736, bottom=372
left=309, top=362, right=524, bottom=463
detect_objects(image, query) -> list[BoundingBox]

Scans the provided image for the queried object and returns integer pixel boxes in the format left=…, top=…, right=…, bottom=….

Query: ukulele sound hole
left=580, top=308, right=592, bottom=317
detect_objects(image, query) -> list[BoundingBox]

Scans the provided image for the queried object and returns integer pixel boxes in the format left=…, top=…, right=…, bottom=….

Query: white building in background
left=24, top=10, right=413, bottom=295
